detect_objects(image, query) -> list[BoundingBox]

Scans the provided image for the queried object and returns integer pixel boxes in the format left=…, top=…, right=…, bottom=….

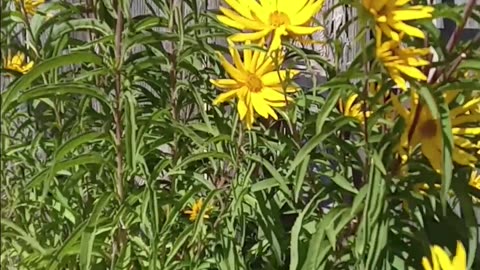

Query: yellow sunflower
left=15, top=0, right=45, bottom=16
left=376, top=30, right=430, bottom=91
left=363, top=0, right=434, bottom=41
left=422, top=241, right=466, bottom=270
left=3, top=52, right=34, bottom=75
left=211, top=39, right=300, bottom=129
left=184, top=199, right=212, bottom=222
left=338, top=94, right=371, bottom=123
left=393, top=92, right=480, bottom=173
left=217, top=0, right=325, bottom=51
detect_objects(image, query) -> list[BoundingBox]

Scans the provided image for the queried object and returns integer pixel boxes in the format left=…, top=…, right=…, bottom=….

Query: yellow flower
left=338, top=94, right=370, bottom=123
left=376, top=32, right=430, bottom=91
left=217, top=0, right=324, bottom=51
left=15, top=0, right=45, bottom=16
left=184, top=199, right=212, bottom=222
left=3, top=52, right=34, bottom=74
left=211, top=39, right=300, bottom=129
left=393, top=92, right=480, bottom=173
left=469, top=169, right=480, bottom=204
left=363, top=0, right=434, bottom=41
left=422, top=241, right=466, bottom=270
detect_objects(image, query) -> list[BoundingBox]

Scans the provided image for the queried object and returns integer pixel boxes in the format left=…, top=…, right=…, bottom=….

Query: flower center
left=419, top=119, right=438, bottom=139
left=246, top=73, right=263, bottom=93
left=269, top=11, right=290, bottom=28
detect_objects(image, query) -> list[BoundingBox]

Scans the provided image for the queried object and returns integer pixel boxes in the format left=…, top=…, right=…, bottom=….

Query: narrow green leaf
left=288, top=118, right=349, bottom=176
left=316, top=90, right=341, bottom=134
left=124, top=91, right=138, bottom=173
left=248, top=155, right=291, bottom=196
left=55, top=132, right=106, bottom=160
left=2, top=52, right=103, bottom=115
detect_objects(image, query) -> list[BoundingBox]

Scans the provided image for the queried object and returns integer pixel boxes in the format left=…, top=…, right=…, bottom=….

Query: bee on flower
left=211, top=39, right=300, bottom=129
left=3, top=51, right=34, bottom=75
left=15, top=0, right=45, bottom=16
left=217, top=0, right=325, bottom=51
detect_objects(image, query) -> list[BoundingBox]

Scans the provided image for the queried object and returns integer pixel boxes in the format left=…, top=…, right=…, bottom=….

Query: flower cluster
left=212, top=0, right=325, bottom=129
left=364, top=0, right=433, bottom=91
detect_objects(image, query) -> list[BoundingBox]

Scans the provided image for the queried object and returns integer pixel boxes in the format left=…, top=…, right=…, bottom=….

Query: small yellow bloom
left=217, top=0, right=325, bottom=51
left=211, top=39, right=300, bottom=129
left=338, top=94, right=371, bottom=123
left=376, top=31, right=430, bottom=91
left=393, top=92, right=480, bottom=173
left=15, top=0, right=45, bottom=16
left=184, top=199, right=212, bottom=222
left=469, top=169, right=480, bottom=204
left=3, top=52, right=34, bottom=74
left=363, top=0, right=434, bottom=41
left=422, top=241, right=466, bottom=270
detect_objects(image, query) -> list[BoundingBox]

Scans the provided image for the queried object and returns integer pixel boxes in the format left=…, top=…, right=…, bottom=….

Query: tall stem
left=112, top=0, right=126, bottom=263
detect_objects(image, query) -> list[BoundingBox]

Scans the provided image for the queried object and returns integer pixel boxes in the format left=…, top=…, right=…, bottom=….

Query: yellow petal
left=269, top=26, right=287, bottom=53
left=230, top=28, right=272, bottom=43
left=287, top=25, right=324, bottom=36
left=421, top=257, right=433, bottom=270
left=237, top=97, right=248, bottom=120
left=452, top=147, right=477, bottom=167
left=220, top=7, right=265, bottom=30
left=227, top=39, right=246, bottom=72
left=392, top=9, right=433, bottom=21
left=452, top=242, right=467, bottom=269
left=452, top=127, right=480, bottom=135
left=451, top=114, right=480, bottom=126
left=261, top=87, right=289, bottom=102
left=251, top=93, right=269, bottom=119
left=217, top=15, right=246, bottom=30
left=392, top=21, right=426, bottom=39
left=210, top=79, right=241, bottom=89
left=213, top=89, right=238, bottom=105
left=450, top=98, right=480, bottom=117
left=434, top=246, right=454, bottom=269
left=290, top=0, right=324, bottom=26
left=261, top=70, right=299, bottom=86
left=224, top=0, right=254, bottom=19
left=395, top=64, right=427, bottom=80
left=216, top=52, right=247, bottom=82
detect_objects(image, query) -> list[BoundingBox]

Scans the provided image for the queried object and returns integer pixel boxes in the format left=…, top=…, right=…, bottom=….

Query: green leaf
left=55, top=132, right=106, bottom=160
left=124, top=91, right=138, bottom=173
left=316, top=90, right=341, bottom=134
left=80, top=194, right=113, bottom=270
left=418, top=86, right=439, bottom=119
left=248, top=155, right=291, bottom=197
left=48, top=18, right=112, bottom=41
left=289, top=191, right=326, bottom=270
left=15, top=83, right=111, bottom=110
left=288, top=118, right=349, bottom=177
left=173, top=151, right=232, bottom=170
left=2, top=52, right=103, bottom=115
left=294, top=155, right=310, bottom=203
left=439, top=102, right=453, bottom=213
left=26, top=154, right=105, bottom=189
left=1, top=219, right=46, bottom=254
